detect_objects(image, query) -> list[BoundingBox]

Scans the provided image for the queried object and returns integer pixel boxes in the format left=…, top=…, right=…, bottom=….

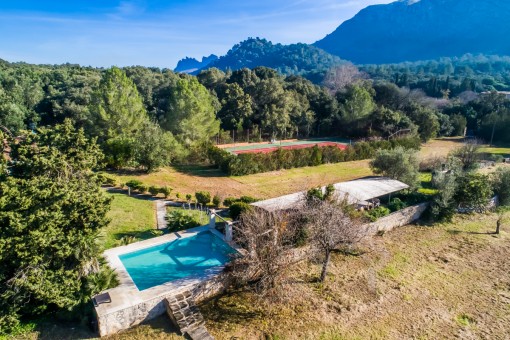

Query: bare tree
left=227, top=208, right=301, bottom=297
left=304, top=199, right=367, bottom=282
left=322, top=64, right=366, bottom=93
left=450, top=140, right=482, bottom=171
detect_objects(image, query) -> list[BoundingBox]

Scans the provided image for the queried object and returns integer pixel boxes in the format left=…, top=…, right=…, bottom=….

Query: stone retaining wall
left=364, top=203, right=429, bottom=235
left=95, top=272, right=228, bottom=337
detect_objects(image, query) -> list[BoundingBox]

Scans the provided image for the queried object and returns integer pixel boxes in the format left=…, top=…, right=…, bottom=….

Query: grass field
left=480, top=146, right=510, bottom=158
left=106, top=160, right=373, bottom=200
left=100, top=192, right=157, bottom=249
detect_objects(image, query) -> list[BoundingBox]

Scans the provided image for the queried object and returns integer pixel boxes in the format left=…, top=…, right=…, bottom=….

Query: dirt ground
left=198, top=213, right=510, bottom=339
left=419, top=137, right=465, bottom=158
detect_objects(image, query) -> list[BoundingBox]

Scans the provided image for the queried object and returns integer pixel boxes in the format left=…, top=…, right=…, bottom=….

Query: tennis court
left=221, top=138, right=351, bottom=155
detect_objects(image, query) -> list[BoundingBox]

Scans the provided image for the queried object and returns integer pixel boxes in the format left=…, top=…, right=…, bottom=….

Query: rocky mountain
left=177, top=38, right=345, bottom=77
left=315, top=0, right=510, bottom=64
left=174, top=54, right=218, bottom=73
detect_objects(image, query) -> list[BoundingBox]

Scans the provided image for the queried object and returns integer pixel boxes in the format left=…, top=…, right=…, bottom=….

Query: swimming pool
left=119, top=231, right=235, bottom=291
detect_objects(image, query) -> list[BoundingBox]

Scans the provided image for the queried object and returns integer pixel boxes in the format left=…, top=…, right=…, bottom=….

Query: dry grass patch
left=105, top=160, right=373, bottom=200
left=419, top=137, right=465, bottom=159
left=197, top=213, right=510, bottom=340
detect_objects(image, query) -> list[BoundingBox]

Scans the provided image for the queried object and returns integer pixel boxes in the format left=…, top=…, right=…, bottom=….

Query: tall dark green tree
left=89, top=67, right=148, bottom=139
left=0, top=120, right=112, bottom=332
left=159, top=77, right=220, bottom=145
left=337, top=83, right=376, bottom=132
left=216, top=83, right=253, bottom=131
left=89, top=67, right=150, bottom=167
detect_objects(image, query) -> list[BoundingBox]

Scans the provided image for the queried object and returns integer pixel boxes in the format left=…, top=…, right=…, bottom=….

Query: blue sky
left=0, top=0, right=393, bottom=68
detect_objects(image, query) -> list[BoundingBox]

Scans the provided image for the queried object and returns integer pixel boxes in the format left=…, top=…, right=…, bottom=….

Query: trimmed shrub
left=223, top=197, right=237, bottom=207
left=229, top=202, right=252, bottom=220
left=239, top=196, right=258, bottom=204
left=160, top=186, right=173, bottom=198
left=492, top=168, right=510, bottom=206
left=148, top=186, right=160, bottom=196
left=454, top=173, right=493, bottom=212
left=137, top=184, right=148, bottom=194
left=195, top=191, right=211, bottom=205
left=126, top=179, right=143, bottom=190
left=212, top=195, right=221, bottom=207
left=207, top=136, right=421, bottom=176
left=98, top=174, right=117, bottom=187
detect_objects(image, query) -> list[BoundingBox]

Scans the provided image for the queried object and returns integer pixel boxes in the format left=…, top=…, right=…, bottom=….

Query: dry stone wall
left=364, top=203, right=429, bottom=235
left=96, top=275, right=228, bottom=337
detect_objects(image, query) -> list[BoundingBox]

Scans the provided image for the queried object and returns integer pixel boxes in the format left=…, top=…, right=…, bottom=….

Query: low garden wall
left=364, top=202, right=429, bottom=235
left=95, top=270, right=228, bottom=337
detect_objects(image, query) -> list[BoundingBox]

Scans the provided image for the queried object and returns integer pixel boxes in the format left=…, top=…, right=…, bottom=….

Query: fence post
left=225, top=222, right=233, bottom=242
left=209, top=209, right=216, bottom=230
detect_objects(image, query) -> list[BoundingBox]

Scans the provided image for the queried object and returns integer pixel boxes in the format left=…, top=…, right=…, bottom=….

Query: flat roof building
left=251, top=177, right=409, bottom=212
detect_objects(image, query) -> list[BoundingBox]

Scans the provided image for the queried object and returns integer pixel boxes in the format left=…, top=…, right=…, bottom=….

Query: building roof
left=251, top=177, right=409, bottom=212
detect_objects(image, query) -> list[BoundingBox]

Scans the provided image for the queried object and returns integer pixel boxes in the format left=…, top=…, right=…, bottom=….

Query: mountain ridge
left=174, top=54, right=218, bottom=73
left=175, top=0, right=510, bottom=72
left=174, top=38, right=345, bottom=76
left=315, top=0, right=510, bottom=64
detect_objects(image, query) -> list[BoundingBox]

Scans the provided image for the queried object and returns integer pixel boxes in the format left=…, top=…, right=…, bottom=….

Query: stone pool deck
left=95, top=225, right=230, bottom=337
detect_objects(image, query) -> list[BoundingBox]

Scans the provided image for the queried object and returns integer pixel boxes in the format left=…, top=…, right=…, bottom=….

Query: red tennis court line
left=232, top=142, right=348, bottom=155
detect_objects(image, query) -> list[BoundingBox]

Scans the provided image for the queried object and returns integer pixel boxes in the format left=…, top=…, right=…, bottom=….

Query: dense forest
left=1, top=54, right=510, bottom=173
left=361, top=54, right=510, bottom=96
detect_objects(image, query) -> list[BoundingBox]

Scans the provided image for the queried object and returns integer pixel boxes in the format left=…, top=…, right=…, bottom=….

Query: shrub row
left=208, top=137, right=421, bottom=176
left=123, top=180, right=173, bottom=198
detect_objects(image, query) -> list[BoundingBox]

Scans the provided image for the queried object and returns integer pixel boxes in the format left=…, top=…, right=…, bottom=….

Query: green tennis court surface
left=223, top=137, right=351, bottom=153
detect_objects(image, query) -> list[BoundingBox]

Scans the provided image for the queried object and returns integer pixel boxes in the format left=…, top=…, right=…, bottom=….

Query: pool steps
left=165, top=292, right=214, bottom=339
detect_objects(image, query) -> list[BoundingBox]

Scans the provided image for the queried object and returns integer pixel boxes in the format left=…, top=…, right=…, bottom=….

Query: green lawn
left=417, top=172, right=438, bottom=195
left=100, top=193, right=157, bottom=249
left=480, top=146, right=510, bottom=157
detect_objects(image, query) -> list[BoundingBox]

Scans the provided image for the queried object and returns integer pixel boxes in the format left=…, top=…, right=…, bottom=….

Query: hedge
left=208, top=137, right=421, bottom=176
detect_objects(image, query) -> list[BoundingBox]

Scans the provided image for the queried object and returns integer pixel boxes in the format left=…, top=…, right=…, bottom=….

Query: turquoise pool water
left=119, top=232, right=234, bottom=291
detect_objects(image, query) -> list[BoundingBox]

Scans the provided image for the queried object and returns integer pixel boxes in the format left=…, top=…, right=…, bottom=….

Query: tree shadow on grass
left=114, top=230, right=163, bottom=243
left=173, top=164, right=228, bottom=178
left=447, top=229, right=496, bottom=235
left=105, top=168, right=148, bottom=176
left=134, top=314, right=181, bottom=336
left=105, top=187, right=160, bottom=202
left=199, top=289, right=265, bottom=326
left=32, top=318, right=97, bottom=340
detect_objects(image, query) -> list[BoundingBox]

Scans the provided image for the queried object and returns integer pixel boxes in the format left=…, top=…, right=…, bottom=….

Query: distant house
left=251, top=177, right=409, bottom=212
left=481, top=91, right=510, bottom=100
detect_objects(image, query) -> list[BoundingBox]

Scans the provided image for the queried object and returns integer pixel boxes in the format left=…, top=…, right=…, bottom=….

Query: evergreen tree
left=160, top=77, right=220, bottom=145
left=89, top=67, right=148, bottom=140
left=134, top=120, right=184, bottom=172
left=369, top=146, right=420, bottom=188
left=0, top=121, right=112, bottom=332
left=89, top=67, right=150, bottom=167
